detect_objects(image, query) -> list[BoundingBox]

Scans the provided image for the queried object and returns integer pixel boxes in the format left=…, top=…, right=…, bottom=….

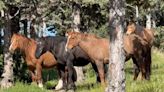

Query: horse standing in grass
left=126, top=22, right=154, bottom=79
left=9, top=33, right=59, bottom=87
left=34, top=36, right=99, bottom=90
left=65, top=31, right=151, bottom=85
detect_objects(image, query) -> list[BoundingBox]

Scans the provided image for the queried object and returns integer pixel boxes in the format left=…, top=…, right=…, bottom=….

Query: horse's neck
left=20, top=39, right=36, bottom=58
left=78, top=41, right=92, bottom=54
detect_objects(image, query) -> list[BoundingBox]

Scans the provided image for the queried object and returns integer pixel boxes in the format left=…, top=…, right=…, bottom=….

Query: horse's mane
left=129, top=34, right=148, bottom=45
left=135, top=24, right=145, bottom=32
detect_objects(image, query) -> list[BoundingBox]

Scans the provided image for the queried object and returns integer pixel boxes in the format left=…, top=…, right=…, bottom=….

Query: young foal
left=9, top=33, right=58, bottom=87
left=65, top=31, right=151, bottom=83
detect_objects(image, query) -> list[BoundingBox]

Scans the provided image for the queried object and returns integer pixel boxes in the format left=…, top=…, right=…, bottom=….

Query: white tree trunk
left=152, top=19, right=156, bottom=28
left=135, top=5, right=139, bottom=24
left=0, top=53, right=14, bottom=88
left=74, top=66, right=84, bottom=82
left=106, top=0, right=126, bottom=92
left=0, top=13, right=14, bottom=88
left=72, top=3, right=80, bottom=32
left=146, top=13, right=151, bottom=29
left=72, top=3, right=85, bottom=83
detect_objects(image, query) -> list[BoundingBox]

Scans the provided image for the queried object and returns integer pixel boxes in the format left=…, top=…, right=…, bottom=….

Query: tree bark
left=146, top=8, right=151, bottom=29
left=30, top=19, right=37, bottom=39
left=23, top=19, right=28, bottom=37
left=106, top=0, right=126, bottom=92
left=72, top=2, right=85, bottom=83
left=0, top=11, right=13, bottom=89
left=0, top=5, right=20, bottom=88
left=135, top=5, right=139, bottom=24
left=72, top=2, right=80, bottom=32
left=152, top=19, right=156, bottom=28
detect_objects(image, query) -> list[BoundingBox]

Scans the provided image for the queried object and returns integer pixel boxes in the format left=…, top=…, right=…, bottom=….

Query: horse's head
left=65, top=28, right=74, bottom=37
left=126, top=23, right=136, bottom=35
left=35, top=38, right=45, bottom=58
left=65, top=31, right=82, bottom=51
left=9, top=34, right=19, bottom=54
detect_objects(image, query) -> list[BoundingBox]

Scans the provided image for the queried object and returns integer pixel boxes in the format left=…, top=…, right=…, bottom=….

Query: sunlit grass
left=0, top=49, right=164, bottom=92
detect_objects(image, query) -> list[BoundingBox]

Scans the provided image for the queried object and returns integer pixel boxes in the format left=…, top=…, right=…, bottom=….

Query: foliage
left=0, top=1, right=5, bottom=11
left=154, top=26, right=164, bottom=51
left=0, top=0, right=164, bottom=91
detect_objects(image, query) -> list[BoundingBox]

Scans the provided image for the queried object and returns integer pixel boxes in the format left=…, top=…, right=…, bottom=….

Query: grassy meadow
left=0, top=49, right=164, bottom=92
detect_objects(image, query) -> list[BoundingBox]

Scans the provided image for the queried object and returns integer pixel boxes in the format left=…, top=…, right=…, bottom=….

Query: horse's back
left=135, top=25, right=154, bottom=45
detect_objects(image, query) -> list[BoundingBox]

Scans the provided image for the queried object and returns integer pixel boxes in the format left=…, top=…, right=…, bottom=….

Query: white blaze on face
left=65, top=35, right=71, bottom=52
left=126, top=30, right=131, bottom=35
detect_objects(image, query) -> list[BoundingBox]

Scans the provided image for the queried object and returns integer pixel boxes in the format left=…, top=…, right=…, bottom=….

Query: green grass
left=0, top=49, right=164, bottom=92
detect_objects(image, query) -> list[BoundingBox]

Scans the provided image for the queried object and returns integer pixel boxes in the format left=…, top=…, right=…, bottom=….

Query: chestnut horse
left=126, top=22, right=154, bottom=45
left=126, top=22, right=154, bottom=78
left=65, top=31, right=151, bottom=86
left=9, top=33, right=59, bottom=87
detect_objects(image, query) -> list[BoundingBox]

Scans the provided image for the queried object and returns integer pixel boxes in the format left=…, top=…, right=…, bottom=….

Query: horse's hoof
left=38, top=83, right=43, bottom=88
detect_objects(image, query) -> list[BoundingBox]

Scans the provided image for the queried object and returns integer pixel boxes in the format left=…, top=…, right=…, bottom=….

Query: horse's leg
left=91, top=63, right=100, bottom=83
left=72, top=66, right=77, bottom=82
left=36, top=62, right=43, bottom=88
left=138, top=50, right=147, bottom=80
left=55, top=67, right=64, bottom=90
left=145, top=48, right=151, bottom=80
left=132, top=57, right=140, bottom=80
left=55, top=65, right=67, bottom=90
left=28, top=67, right=37, bottom=84
left=141, top=60, right=146, bottom=80
left=95, top=61, right=106, bottom=87
left=137, top=55, right=146, bottom=80
left=66, top=61, right=76, bottom=90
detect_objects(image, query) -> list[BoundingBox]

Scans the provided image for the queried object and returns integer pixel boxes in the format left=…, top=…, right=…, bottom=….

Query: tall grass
left=0, top=49, right=164, bottom=92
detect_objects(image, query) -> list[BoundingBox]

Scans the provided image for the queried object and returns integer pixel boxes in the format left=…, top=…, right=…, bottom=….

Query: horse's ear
left=65, top=31, right=69, bottom=37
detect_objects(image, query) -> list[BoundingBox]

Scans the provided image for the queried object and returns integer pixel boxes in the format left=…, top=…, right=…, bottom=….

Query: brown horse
left=126, top=22, right=154, bottom=79
left=126, top=22, right=154, bottom=45
left=9, top=33, right=58, bottom=87
left=66, top=31, right=109, bottom=87
left=65, top=31, right=151, bottom=86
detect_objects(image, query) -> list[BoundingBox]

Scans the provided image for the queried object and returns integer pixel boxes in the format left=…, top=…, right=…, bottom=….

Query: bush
left=154, top=26, right=164, bottom=51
